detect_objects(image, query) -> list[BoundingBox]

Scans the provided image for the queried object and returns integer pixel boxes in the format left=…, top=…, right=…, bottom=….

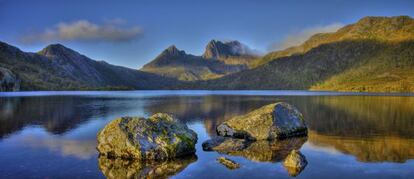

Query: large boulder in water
left=217, top=102, right=307, bottom=140
left=0, top=67, right=20, bottom=92
left=97, top=113, right=197, bottom=161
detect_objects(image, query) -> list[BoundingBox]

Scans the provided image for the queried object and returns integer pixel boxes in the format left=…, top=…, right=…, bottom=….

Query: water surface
left=0, top=91, right=413, bottom=178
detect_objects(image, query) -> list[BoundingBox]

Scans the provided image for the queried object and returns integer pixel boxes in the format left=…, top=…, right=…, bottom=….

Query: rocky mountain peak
left=161, top=45, right=186, bottom=57
left=38, top=43, right=80, bottom=58
left=141, top=45, right=189, bottom=68
left=202, top=40, right=253, bottom=59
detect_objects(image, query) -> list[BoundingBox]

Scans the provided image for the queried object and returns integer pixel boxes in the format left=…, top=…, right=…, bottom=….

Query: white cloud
left=22, top=135, right=97, bottom=160
left=21, top=19, right=142, bottom=44
left=270, top=23, right=344, bottom=51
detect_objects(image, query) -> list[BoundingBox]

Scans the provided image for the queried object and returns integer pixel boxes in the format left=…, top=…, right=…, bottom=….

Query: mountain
left=202, top=40, right=258, bottom=65
left=2, top=16, right=413, bottom=92
left=140, top=40, right=258, bottom=81
left=252, top=15, right=414, bottom=67
left=188, top=16, right=414, bottom=92
left=0, top=42, right=180, bottom=91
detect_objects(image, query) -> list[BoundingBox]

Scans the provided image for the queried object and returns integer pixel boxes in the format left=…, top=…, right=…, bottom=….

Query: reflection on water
left=308, top=131, right=414, bottom=163
left=0, top=92, right=414, bottom=178
left=98, top=155, right=197, bottom=179
left=203, top=137, right=307, bottom=162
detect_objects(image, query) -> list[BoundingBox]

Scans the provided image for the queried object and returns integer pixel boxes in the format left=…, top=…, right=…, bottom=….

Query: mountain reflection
left=308, top=131, right=414, bottom=163
left=1, top=94, right=414, bottom=163
left=0, top=96, right=140, bottom=138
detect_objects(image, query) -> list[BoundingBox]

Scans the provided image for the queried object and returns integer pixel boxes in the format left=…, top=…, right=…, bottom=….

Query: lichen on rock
left=97, top=113, right=197, bottom=161
left=217, top=102, right=308, bottom=140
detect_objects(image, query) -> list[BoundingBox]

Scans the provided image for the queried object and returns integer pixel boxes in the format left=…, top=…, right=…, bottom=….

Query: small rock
left=217, top=102, right=307, bottom=140
left=217, top=157, right=240, bottom=170
left=283, top=150, right=308, bottom=177
left=97, top=113, right=197, bottom=161
left=202, top=136, right=249, bottom=151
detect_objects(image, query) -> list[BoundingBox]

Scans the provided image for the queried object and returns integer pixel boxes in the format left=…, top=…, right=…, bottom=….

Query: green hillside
left=187, top=16, right=414, bottom=92
left=252, top=16, right=414, bottom=67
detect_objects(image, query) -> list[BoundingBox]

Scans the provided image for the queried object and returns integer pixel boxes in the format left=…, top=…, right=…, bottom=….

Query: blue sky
left=1, top=0, right=413, bottom=68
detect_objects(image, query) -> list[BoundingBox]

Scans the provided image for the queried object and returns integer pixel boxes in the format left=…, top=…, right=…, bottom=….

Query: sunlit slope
left=253, top=16, right=414, bottom=67
left=191, top=16, right=414, bottom=92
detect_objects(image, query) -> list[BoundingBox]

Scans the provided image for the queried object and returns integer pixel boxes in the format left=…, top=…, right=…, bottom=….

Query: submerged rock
left=98, top=155, right=197, bottom=179
left=202, top=136, right=307, bottom=162
left=283, top=150, right=308, bottom=177
left=97, top=113, right=197, bottom=160
left=0, top=67, right=20, bottom=92
left=217, top=102, right=307, bottom=140
left=202, top=136, right=249, bottom=151
left=217, top=157, right=240, bottom=170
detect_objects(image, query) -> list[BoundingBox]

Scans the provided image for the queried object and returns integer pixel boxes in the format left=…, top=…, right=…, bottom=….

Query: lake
left=0, top=90, right=413, bottom=179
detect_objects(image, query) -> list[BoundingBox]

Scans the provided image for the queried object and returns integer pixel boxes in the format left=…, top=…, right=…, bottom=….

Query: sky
left=1, top=0, right=413, bottom=68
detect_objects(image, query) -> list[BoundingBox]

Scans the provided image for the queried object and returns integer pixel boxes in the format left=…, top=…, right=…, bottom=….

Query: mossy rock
left=217, top=102, right=308, bottom=140
left=97, top=113, right=197, bottom=161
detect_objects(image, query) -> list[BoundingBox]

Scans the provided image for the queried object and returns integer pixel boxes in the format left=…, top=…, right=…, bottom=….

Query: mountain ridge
left=186, top=16, right=414, bottom=92
left=140, top=40, right=257, bottom=81
left=253, top=15, right=414, bottom=67
left=1, top=15, right=414, bottom=92
left=0, top=41, right=181, bottom=90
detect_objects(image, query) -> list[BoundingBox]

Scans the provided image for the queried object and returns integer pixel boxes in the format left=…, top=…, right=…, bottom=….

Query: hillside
left=140, top=40, right=258, bottom=81
left=0, top=42, right=180, bottom=91
left=252, top=15, right=414, bottom=67
left=188, top=16, right=414, bottom=92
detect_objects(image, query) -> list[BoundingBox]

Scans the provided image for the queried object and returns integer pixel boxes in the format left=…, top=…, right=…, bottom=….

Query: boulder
left=99, top=155, right=197, bottom=179
left=202, top=136, right=307, bottom=162
left=97, top=113, right=197, bottom=161
left=217, top=157, right=240, bottom=170
left=0, top=67, right=20, bottom=92
left=217, top=102, right=307, bottom=140
left=283, top=150, right=308, bottom=177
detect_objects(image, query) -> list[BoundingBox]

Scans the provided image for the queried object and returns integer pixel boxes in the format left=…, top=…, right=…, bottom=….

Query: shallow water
left=0, top=90, right=413, bottom=178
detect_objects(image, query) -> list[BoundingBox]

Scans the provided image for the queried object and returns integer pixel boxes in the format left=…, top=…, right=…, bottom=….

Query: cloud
left=22, top=135, right=97, bottom=160
left=21, top=19, right=142, bottom=44
left=226, top=40, right=263, bottom=56
left=270, top=23, right=344, bottom=51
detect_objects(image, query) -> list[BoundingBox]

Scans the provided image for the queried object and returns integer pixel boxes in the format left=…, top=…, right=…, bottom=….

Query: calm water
left=0, top=90, right=413, bottom=179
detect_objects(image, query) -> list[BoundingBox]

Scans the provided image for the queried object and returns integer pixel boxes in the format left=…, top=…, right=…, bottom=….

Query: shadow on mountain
left=98, top=155, right=197, bottom=179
